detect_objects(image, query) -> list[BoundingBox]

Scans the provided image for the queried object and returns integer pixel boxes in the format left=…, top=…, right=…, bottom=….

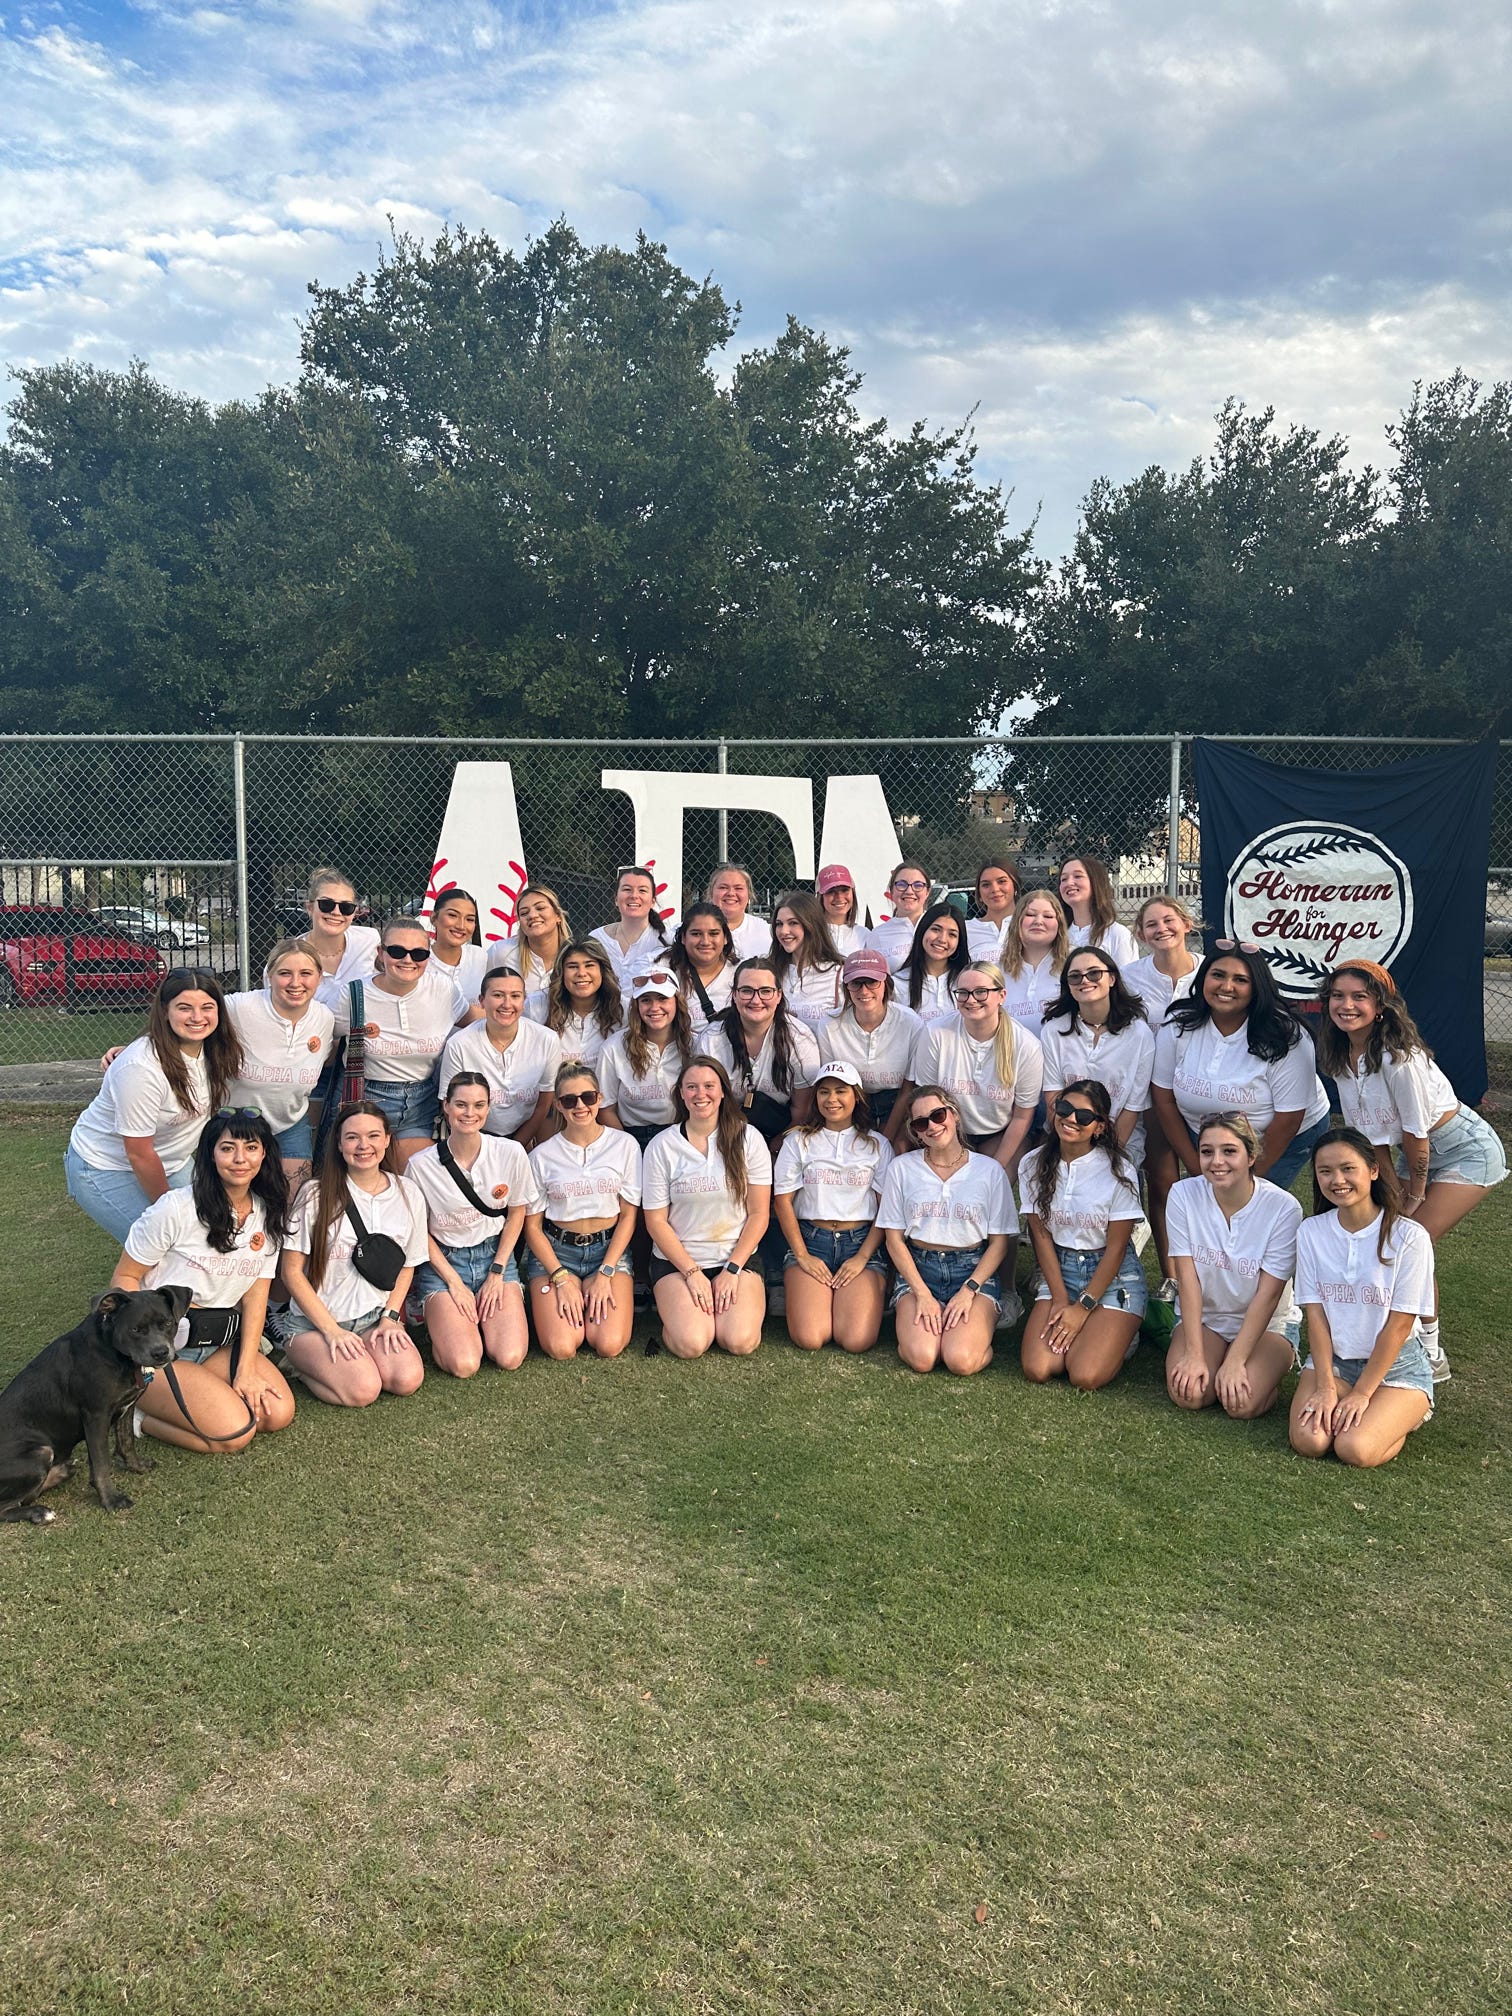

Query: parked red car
left=0, top=907, right=166, bottom=1011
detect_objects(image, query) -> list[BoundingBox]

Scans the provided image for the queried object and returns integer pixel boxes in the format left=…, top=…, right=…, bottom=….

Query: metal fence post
left=1167, top=735, right=1183, bottom=898
left=717, top=737, right=729, bottom=862
left=232, top=736, right=251, bottom=991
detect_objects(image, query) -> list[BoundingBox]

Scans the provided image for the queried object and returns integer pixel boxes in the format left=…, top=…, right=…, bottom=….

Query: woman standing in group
left=1152, top=944, right=1331, bottom=1192
left=817, top=951, right=922, bottom=1131
left=427, top=888, right=490, bottom=1000
left=505, top=885, right=573, bottom=997
left=665, top=903, right=739, bottom=1036
left=405, top=1072, right=536, bottom=1377
left=703, top=960, right=821, bottom=1141
left=112, top=1107, right=295, bottom=1454
left=772, top=1061, right=892, bottom=1353
left=866, top=862, right=933, bottom=972
left=1290, top=1128, right=1436, bottom=1469
left=332, top=916, right=472, bottom=1169
left=591, top=865, right=672, bottom=990
left=1164, top=1112, right=1303, bottom=1419
left=998, top=889, right=1069, bottom=1035
left=1123, top=895, right=1199, bottom=1023
left=876, top=1087, right=1016, bottom=1376
left=303, top=867, right=380, bottom=1011
left=280, top=1101, right=429, bottom=1407
left=1319, top=961, right=1506, bottom=1381
left=1057, top=857, right=1139, bottom=967
left=706, top=863, right=772, bottom=960
left=440, top=966, right=562, bottom=1148
left=525, top=1062, right=640, bottom=1362
left=1037, top=948, right=1154, bottom=1162
left=816, top=864, right=867, bottom=957
left=600, top=973, right=695, bottom=1150
left=67, top=969, right=242, bottom=1241
left=1018, top=1081, right=1146, bottom=1391
left=966, top=860, right=1020, bottom=964
left=899, top=903, right=972, bottom=1030
left=770, top=891, right=847, bottom=1027
left=641, top=1058, right=772, bottom=1358
left=535, top=942, right=623, bottom=1070
left=223, top=937, right=336, bottom=1187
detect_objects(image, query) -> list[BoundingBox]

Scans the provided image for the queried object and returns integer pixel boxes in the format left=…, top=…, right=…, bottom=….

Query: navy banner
left=1192, top=739, right=1497, bottom=1104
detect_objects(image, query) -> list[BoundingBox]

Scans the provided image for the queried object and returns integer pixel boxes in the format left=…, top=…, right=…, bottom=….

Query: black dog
left=0, top=1286, right=192, bottom=1523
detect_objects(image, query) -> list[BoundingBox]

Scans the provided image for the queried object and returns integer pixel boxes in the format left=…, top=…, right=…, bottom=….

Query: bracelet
left=549, top=1266, right=571, bottom=1286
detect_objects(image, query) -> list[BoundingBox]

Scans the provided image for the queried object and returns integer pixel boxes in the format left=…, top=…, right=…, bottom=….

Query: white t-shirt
left=781, top=961, right=845, bottom=1026
left=598, top=1030, right=688, bottom=1128
left=1017, top=1145, right=1143, bottom=1251
left=909, top=1015, right=1045, bottom=1137
left=589, top=923, right=673, bottom=991
left=876, top=1149, right=1019, bottom=1249
left=1068, top=919, right=1140, bottom=967
left=1152, top=1019, right=1331, bottom=1138
left=826, top=923, right=867, bottom=958
left=680, top=964, right=736, bottom=1038
left=125, top=1189, right=279, bottom=1308
left=728, top=915, right=773, bottom=961
left=406, top=1135, right=540, bottom=1250
left=1336, top=1049, right=1458, bottom=1148
left=430, top=943, right=492, bottom=1001
left=438, top=1018, right=562, bottom=1136
left=865, top=917, right=920, bottom=973
left=818, top=1004, right=923, bottom=1094
left=334, top=974, right=470, bottom=1085
left=1165, top=1176, right=1303, bottom=1340
left=499, top=937, right=560, bottom=996
left=1123, top=955, right=1197, bottom=1024
left=641, top=1122, right=774, bottom=1267
left=529, top=1127, right=643, bottom=1225
left=702, top=1019, right=822, bottom=1105
left=69, top=1038, right=210, bottom=1175
left=290, top=1172, right=429, bottom=1323
left=1039, top=1014, right=1156, bottom=1163
left=225, top=990, right=336, bottom=1133
left=1295, top=1210, right=1435, bottom=1363
left=966, top=918, right=1011, bottom=965
left=1000, top=956, right=1063, bottom=1036
left=903, top=970, right=958, bottom=1029
left=312, top=925, right=381, bottom=1012
left=531, top=1007, right=612, bottom=1070
left=773, top=1125, right=894, bottom=1222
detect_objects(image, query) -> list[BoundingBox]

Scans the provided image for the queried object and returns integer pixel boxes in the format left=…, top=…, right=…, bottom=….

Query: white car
left=93, top=906, right=212, bottom=954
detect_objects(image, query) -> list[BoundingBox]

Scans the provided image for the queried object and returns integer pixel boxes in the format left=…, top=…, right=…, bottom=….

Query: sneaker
left=1422, top=1330, right=1452, bottom=1384
left=1154, top=1276, right=1178, bottom=1305
left=994, top=1286, right=1023, bottom=1331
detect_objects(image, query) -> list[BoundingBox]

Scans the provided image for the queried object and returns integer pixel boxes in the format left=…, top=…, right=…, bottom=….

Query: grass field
left=3, top=1108, right=1509, bottom=2015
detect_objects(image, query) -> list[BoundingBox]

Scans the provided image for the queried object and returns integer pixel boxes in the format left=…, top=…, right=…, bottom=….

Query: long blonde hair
left=1001, top=890, right=1069, bottom=981
left=961, top=962, right=1019, bottom=1090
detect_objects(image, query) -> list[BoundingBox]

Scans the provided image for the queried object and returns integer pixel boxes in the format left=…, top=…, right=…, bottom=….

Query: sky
left=1, top=0, right=1508, bottom=558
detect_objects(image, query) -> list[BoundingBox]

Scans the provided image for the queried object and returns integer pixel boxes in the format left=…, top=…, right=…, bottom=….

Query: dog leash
left=159, top=1320, right=259, bottom=1445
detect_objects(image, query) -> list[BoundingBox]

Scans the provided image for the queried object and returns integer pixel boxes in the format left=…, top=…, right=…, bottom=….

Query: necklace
left=925, top=1145, right=968, bottom=1178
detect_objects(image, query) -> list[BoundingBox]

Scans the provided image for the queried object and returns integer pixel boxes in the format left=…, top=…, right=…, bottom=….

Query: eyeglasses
left=909, top=1106, right=952, bottom=1134
left=892, top=878, right=928, bottom=894
left=633, top=971, right=674, bottom=988
left=314, top=897, right=358, bottom=916
left=1214, top=938, right=1260, bottom=954
left=1068, top=968, right=1111, bottom=987
left=557, top=1090, right=599, bottom=1109
left=735, top=985, right=779, bottom=1002
left=1053, top=1097, right=1100, bottom=1126
left=382, top=944, right=431, bottom=962
left=952, top=985, right=999, bottom=1004
left=213, top=1106, right=262, bottom=1120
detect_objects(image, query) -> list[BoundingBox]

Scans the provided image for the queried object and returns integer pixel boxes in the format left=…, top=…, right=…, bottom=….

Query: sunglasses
left=909, top=1106, right=952, bottom=1134
left=557, top=1090, right=599, bottom=1109
left=1053, top=1097, right=1100, bottom=1127
left=1214, top=938, right=1260, bottom=955
left=314, top=897, right=358, bottom=916
left=382, top=944, right=431, bottom=962
left=952, top=985, right=998, bottom=1004
left=1068, top=967, right=1111, bottom=987
left=633, top=971, right=674, bottom=988
left=213, top=1106, right=263, bottom=1120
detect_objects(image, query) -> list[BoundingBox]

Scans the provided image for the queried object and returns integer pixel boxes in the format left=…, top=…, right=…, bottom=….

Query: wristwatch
left=723, top=1260, right=744, bottom=1276
left=965, top=1279, right=984, bottom=1295
left=1077, top=1292, right=1098, bottom=1312
left=383, top=1308, right=402, bottom=1323
left=487, top=1263, right=506, bottom=1277
left=598, top=1265, right=615, bottom=1279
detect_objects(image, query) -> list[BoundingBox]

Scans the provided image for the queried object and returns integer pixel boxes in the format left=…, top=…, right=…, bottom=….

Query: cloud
left=1, top=0, right=1507, bottom=554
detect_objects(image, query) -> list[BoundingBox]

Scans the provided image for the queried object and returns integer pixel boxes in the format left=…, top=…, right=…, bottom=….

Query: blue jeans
left=1263, top=1113, right=1333, bottom=1193
left=416, top=1238, right=520, bottom=1302
left=64, top=1146, right=192, bottom=1245
left=784, top=1220, right=887, bottom=1276
left=363, top=1075, right=441, bottom=1143
left=525, top=1224, right=634, bottom=1282
left=1036, top=1242, right=1149, bottom=1317
left=275, top=1114, right=313, bottom=1159
left=1306, top=1339, right=1436, bottom=1414
left=891, top=1241, right=1001, bottom=1311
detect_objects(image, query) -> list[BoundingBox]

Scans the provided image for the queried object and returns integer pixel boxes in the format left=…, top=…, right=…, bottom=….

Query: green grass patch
left=0, top=1007, right=148, bottom=1065
left=2, top=1109, right=1509, bottom=2014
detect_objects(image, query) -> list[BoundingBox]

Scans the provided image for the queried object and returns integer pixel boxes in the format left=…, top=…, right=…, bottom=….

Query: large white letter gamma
left=818, top=773, right=904, bottom=930
left=425, top=760, right=529, bottom=946
left=600, top=770, right=816, bottom=925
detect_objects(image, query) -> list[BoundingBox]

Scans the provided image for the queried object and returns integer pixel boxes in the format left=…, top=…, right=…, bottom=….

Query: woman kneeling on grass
left=641, top=1058, right=772, bottom=1359
left=525, top=1063, right=640, bottom=1361
left=1289, top=1129, right=1436, bottom=1469
left=111, top=1107, right=295, bottom=1454
left=1164, top=1112, right=1303, bottom=1419
left=772, top=1061, right=893, bottom=1352
left=280, top=1101, right=428, bottom=1406
left=406, top=1073, right=536, bottom=1376
left=1019, top=1080, right=1146, bottom=1390
left=875, top=1086, right=1016, bottom=1376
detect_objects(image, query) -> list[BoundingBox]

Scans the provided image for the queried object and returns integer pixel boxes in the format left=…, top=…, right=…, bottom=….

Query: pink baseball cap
left=842, top=950, right=888, bottom=984
left=817, top=864, right=854, bottom=895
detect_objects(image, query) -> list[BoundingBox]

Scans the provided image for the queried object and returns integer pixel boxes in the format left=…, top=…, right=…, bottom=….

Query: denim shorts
left=524, top=1224, right=634, bottom=1282
left=1403, top=1106, right=1509, bottom=1189
left=284, top=1302, right=387, bottom=1341
left=363, top=1075, right=441, bottom=1142
left=1036, top=1242, right=1149, bottom=1317
left=416, top=1238, right=520, bottom=1302
left=64, top=1146, right=193, bottom=1245
left=784, top=1219, right=888, bottom=1276
left=891, top=1241, right=1001, bottom=1311
left=1304, top=1336, right=1436, bottom=1412
left=275, top=1114, right=313, bottom=1159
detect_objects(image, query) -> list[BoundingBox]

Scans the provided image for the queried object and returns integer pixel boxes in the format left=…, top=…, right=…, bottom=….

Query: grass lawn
left=0, top=1007, right=152, bottom=1066
left=3, top=1108, right=1509, bottom=2015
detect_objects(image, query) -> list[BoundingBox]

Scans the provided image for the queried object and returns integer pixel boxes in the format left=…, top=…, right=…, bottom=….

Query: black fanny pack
left=344, top=1193, right=407, bottom=1292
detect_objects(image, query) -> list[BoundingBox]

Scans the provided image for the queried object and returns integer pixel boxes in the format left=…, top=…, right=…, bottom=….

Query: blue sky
left=2, top=0, right=1508, bottom=557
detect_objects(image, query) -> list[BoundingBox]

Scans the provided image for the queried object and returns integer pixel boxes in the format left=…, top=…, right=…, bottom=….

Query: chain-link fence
left=3, top=732, right=1509, bottom=1089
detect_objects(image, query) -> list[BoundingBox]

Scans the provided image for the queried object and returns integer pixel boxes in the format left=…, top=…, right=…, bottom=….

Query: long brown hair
left=146, top=968, right=242, bottom=1115
left=1059, top=856, right=1118, bottom=940
left=623, top=988, right=694, bottom=1078
left=1316, top=964, right=1430, bottom=1078
left=798, top=1077, right=876, bottom=1142
left=1030, top=1079, right=1134, bottom=1223
left=1310, top=1125, right=1406, bottom=1264
left=675, top=1056, right=751, bottom=1211
left=770, top=890, right=844, bottom=979
left=714, top=959, right=804, bottom=1096
left=545, top=941, right=623, bottom=1038
left=302, top=1099, right=398, bottom=1288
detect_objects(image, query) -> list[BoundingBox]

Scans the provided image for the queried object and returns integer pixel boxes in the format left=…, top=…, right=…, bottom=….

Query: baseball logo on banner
left=1225, top=822, right=1414, bottom=997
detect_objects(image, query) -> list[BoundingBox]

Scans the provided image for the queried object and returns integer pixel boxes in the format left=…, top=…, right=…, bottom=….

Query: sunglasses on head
left=382, top=944, right=431, bottom=962
left=1053, top=1097, right=1100, bottom=1126
left=557, top=1089, right=599, bottom=1109
left=1214, top=938, right=1260, bottom=955
left=314, top=897, right=358, bottom=916
left=633, top=971, right=674, bottom=988
left=213, top=1106, right=263, bottom=1121
left=909, top=1106, right=952, bottom=1133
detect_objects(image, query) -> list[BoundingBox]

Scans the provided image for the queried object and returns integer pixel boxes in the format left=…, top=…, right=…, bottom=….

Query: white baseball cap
left=810, top=1058, right=864, bottom=1090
